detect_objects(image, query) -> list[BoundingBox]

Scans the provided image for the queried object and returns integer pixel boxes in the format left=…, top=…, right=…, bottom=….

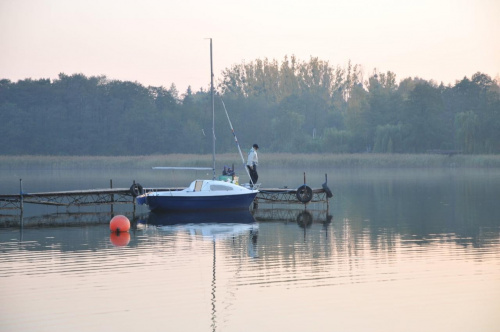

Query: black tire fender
left=322, top=183, right=333, bottom=198
left=130, top=183, right=144, bottom=197
left=296, top=184, right=313, bottom=203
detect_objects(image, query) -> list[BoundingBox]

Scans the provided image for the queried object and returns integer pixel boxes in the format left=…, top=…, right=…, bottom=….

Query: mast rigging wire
left=220, top=97, right=253, bottom=186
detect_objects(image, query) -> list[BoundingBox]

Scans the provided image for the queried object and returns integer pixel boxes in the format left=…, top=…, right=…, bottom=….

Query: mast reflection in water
left=140, top=209, right=259, bottom=332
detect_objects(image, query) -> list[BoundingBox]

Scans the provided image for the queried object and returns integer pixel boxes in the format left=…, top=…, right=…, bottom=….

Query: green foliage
left=0, top=64, right=499, bottom=156
left=455, top=111, right=478, bottom=154
left=373, top=124, right=403, bottom=153
left=399, top=81, right=445, bottom=152
left=323, top=129, right=352, bottom=153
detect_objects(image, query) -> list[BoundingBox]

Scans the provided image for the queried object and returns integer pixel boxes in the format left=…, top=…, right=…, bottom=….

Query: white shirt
left=247, top=148, right=258, bottom=166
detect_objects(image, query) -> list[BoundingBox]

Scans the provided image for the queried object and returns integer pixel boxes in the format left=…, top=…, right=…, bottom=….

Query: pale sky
left=1, top=0, right=499, bottom=93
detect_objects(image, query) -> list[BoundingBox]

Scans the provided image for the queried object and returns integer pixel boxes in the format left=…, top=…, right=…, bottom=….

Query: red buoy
left=110, top=232, right=131, bottom=246
left=110, top=215, right=130, bottom=233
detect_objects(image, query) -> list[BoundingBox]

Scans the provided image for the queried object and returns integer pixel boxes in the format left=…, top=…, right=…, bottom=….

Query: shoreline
left=1, top=153, right=500, bottom=169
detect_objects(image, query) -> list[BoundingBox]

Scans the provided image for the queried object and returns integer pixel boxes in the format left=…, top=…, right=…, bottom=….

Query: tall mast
left=210, top=38, right=215, bottom=180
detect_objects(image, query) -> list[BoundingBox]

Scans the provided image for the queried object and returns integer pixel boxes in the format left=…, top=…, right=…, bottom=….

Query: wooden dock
left=0, top=187, right=178, bottom=210
left=0, top=173, right=333, bottom=228
left=0, top=186, right=330, bottom=210
left=256, top=187, right=329, bottom=204
left=1, top=175, right=333, bottom=217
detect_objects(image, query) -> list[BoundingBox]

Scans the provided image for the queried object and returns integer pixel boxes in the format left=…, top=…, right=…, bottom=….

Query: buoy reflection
left=110, top=232, right=130, bottom=246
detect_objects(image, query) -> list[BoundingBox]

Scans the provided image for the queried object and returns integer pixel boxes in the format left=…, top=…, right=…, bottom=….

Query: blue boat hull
left=145, top=192, right=258, bottom=212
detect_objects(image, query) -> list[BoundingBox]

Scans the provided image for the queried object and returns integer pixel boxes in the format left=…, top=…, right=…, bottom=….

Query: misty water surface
left=1, top=167, right=499, bottom=331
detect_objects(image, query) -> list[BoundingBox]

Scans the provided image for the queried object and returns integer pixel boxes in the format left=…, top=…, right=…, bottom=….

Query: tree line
left=1, top=57, right=499, bottom=156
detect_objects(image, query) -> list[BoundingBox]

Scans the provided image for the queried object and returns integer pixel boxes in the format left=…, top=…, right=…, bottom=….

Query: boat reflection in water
left=139, top=209, right=258, bottom=242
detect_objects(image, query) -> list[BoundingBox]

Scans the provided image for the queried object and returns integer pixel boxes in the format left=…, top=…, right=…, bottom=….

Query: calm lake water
left=1, top=167, right=500, bottom=331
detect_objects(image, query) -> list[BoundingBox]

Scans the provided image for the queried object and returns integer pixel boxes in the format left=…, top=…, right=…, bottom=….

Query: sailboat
left=137, top=39, right=259, bottom=212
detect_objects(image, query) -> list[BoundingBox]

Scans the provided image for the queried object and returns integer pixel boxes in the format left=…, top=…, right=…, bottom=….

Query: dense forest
left=1, top=56, right=499, bottom=155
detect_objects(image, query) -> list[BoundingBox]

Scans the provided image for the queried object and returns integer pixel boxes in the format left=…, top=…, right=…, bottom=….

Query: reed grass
left=1, top=153, right=500, bottom=170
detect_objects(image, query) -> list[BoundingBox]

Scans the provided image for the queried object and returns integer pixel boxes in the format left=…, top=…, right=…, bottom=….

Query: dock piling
left=132, top=180, right=136, bottom=218
left=110, top=179, right=114, bottom=216
left=19, top=179, right=24, bottom=228
left=19, top=179, right=23, bottom=211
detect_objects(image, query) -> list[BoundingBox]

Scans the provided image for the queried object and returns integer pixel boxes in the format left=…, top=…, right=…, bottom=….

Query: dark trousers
left=247, top=165, right=258, bottom=185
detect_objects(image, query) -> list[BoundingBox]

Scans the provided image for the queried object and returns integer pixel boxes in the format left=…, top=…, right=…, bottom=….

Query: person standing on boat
left=247, top=144, right=259, bottom=186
